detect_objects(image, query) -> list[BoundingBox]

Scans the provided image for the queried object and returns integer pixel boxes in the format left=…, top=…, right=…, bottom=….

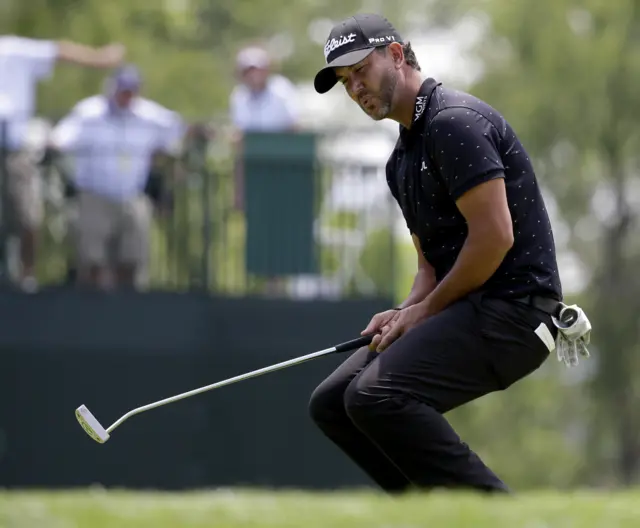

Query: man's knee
left=343, top=381, right=386, bottom=423
left=343, top=379, right=408, bottom=426
left=308, top=378, right=351, bottom=427
left=309, top=346, right=376, bottom=427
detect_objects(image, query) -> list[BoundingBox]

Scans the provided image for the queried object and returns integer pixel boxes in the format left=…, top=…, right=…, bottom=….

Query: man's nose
left=348, top=78, right=365, bottom=98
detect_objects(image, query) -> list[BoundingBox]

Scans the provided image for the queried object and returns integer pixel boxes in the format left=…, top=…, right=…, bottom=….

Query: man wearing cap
left=230, top=45, right=300, bottom=134
left=229, top=45, right=301, bottom=213
left=0, top=35, right=125, bottom=291
left=308, top=14, right=564, bottom=493
left=50, top=64, right=185, bottom=289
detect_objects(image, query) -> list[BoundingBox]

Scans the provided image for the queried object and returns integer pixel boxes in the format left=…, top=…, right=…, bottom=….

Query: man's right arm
left=396, top=234, right=437, bottom=309
left=56, top=41, right=125, bottom=68
left=49, top=109, right=84, bottom=153
left=384, top=152, right=435, bottom=309
left=361, top=234, right=436, bottom=342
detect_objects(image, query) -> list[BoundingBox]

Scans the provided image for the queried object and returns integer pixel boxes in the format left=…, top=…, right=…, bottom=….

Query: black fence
left=0, top=111, right=401, bottom=492
left=0, top=118, right=400, bottom=300
left=0, top=289, right=390, bottom=490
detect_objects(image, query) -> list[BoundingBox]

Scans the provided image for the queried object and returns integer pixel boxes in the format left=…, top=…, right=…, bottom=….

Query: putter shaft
left=76, top=334, right=374, bottom=443
left=106, top=345, right=338, bottom=433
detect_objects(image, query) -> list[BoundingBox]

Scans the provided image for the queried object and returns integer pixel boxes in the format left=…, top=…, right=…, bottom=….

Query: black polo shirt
left=386, top=78, right=562, bottom=301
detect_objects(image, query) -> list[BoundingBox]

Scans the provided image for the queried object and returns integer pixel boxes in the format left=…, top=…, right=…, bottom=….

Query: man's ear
left=388, top=42, right=404, bottom=68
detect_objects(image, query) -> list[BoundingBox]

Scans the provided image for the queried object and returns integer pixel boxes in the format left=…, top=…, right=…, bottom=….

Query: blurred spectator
left=230, top=45, right=300, bottom=133
left=0, top=35, right=125, bottom=291
left=229, top=45, right=301, bottom=211
left=49, top=64, right=186, bottom=290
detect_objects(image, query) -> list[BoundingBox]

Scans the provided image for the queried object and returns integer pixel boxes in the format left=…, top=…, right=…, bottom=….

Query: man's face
left=334, top=47, right=398, bottom=121
left=114, top=88, right=137, bottom=109
left=242, top=66, right=269, bottom=92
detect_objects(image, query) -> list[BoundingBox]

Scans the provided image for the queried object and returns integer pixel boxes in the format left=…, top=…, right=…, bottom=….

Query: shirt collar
left=400, top=77, right=441, bottom=137
left=107, top=95, right=139, bottom=117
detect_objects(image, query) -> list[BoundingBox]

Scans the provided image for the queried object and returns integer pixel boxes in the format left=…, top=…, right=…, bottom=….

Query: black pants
left=308, top=292, right=557, bottom=493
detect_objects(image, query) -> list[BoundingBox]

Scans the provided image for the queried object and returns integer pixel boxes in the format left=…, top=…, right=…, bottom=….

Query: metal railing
left=0, top=118, right=400, bottom=300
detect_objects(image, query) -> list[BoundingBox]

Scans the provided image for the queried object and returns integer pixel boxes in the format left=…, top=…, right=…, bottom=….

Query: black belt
left=511, top=295, right=561, bottom=316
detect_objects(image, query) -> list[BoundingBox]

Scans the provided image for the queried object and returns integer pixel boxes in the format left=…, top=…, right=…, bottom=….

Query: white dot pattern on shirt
left=387, top=84, right=561, bottom=298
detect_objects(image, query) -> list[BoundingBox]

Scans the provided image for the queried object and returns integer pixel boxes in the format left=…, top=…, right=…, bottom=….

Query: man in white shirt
left=229, top=46, right=301, bottom=212
left=230, top=46, right=301, bottom=133
left=50, top=64, right=185, bottom=290
left=0, top=35, right=125, bottom=290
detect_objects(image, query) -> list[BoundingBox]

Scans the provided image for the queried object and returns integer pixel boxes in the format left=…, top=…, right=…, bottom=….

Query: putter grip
left=334, top=334, right=375, bottom=353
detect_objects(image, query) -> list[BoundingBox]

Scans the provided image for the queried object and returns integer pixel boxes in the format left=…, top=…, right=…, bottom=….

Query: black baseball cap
left=314, top=13, right=404, bottom=94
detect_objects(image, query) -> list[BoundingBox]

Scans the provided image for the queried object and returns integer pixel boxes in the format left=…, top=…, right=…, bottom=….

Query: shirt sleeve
left=276, top=77, right=301, bottom=127
left=428, top=107, right=505, bottom=201
left=229, top=87, right=246, bottom=130
left=11, top=37, right=58, bottom=80
left=50, top=112, right=85, bottom=152
left=155, top=111, right=186, bottom=155
left=385, top=146, right=413, bottom=233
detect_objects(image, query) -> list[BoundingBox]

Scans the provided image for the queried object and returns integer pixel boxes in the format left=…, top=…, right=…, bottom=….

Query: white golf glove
left=551, top=303, right=592, bottom=367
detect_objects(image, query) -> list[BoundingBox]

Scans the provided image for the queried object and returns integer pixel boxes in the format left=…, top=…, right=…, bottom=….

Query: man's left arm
left=423, top=107, right=513, bottom=316
left=376, top=107, right=513, bottom=351
left=144, top=108, right=190, bottom=212
left=424, top=178, right=513, bottom=315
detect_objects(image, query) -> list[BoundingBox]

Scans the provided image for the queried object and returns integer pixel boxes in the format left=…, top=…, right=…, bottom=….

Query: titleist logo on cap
left=324, top=33, right=357, bottom=60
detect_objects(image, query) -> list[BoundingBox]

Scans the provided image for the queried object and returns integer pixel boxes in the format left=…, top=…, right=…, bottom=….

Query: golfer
left=308, top=13, right=563, bottom=493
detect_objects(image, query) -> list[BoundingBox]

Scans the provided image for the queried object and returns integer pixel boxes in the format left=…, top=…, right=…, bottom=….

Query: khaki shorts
left=74, top=191, right=152, bottom=268
left=2, top=152, right=44, bottom=233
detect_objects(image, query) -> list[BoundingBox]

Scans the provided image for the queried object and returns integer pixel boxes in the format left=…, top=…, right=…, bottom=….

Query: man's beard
left=360, top=67, right=397, bottom=121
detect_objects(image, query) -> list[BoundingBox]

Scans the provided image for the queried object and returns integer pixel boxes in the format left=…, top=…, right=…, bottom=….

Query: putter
left=75, top=334, right=375, bottom=444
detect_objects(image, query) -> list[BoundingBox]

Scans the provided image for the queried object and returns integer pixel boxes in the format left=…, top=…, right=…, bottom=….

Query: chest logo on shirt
left=421, top=161, right=428, bottom=172
left=414, top=96, right=427, bottom=122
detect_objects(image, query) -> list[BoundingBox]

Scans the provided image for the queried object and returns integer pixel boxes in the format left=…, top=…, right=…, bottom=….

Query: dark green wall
left=0, top=290, right=391, bottom=490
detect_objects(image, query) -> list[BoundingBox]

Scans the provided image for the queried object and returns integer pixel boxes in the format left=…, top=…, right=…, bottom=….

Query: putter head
left=75, top=405, right=110, bottom=444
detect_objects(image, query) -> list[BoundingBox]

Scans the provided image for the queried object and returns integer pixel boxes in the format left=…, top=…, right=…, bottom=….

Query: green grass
left=2, top=489, right=640, bottom=528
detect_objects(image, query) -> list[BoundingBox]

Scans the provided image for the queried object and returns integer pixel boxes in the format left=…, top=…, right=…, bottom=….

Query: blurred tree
left=188, top=0, right=460, bottom=82
left=1, top=0, right=226, bottom=118
left=449, top=368, right=590, bottom=490
left=464, top=0, right=640, bottom=486
left=0, top=0, right=466, bottom=116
